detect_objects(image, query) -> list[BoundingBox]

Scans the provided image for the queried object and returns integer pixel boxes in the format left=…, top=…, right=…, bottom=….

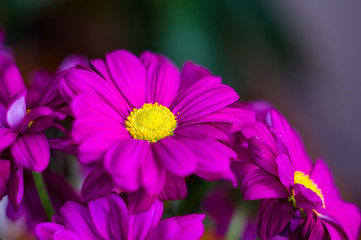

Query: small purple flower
left=35, top=193, right=205, bottom=240
left=232, top=104, right=361, bottom=239
left=60, top=50, right=254, bottom=206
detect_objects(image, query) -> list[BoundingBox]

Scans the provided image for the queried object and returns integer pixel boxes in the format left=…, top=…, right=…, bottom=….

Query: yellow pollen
left=26, top=109, right=34, bottom=129
left=294, top=171, right=326, bottom=208
left=125, top=103, right=177, bottom=143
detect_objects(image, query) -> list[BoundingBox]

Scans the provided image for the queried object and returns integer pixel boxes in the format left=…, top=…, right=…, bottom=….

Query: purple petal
left=78, top=132, right=125, bottom=164
left=88, top=195, right=112, bottom=239
left=140, top=51, right=170, bottom=69
left=60, top=67, right=131, bottom=116
left=241, top=169, right=289, bottom=200
left=158, top=173, right=188, bottom=201
left=153, top=136, right=197, bottom=177
left=0, top=62, right=26, bottom=104
left=129, top=199, right=163, bottom=240
left=54, top=230, right=81, bottom=240
left=57, top=54, right=89, bottom=73
left=145, top=60, right=180, bottom=106
left=310, top=159, right=340, bottom=200
left=6, top=91, right=26, bottom=129
left=180, top=138, right=235, bottom=181
left=104, top=139, right=148, bottom=191
left=179, top=61, right=212, bottom=90
left=72, top=113, right=128, bottom=144
left=0, top=159, right=10, bottom=199
left=0, top=128, right=18, bottom=151
left=293, top=184, right=323, bottom=211
left=60, top=201, right=100, bottom=240
left=20, top=106, right=53, bottom=132
left=81, top=167, right=115, bottom=202
left=72, top=92, right=127, bottom=121
left=275, top=154, right=294, bottom=191
left=106, top=49, right=146, bottom=108
left=248, top=136, right=278, bottom=176
left=109, top=193, right=130, bottom=239
left=257, top=199, right=293, bottom=240
left=171, top=77, right=239, bottom=123
left=8, top=164, right=24, bottom=211
left=140, top=149, right=166, bottom=195
left=321, top=200, right=361, bottom=240
left=175, top=124, right=228, bottom=142
left=147, top=214, right=205, bottom=240
left=35, top=222, right=66, bottom=240
left=125, top=189, right=158, bottom=214
left=241, top=122, right=277, bottom=152
left=180, top=104, right=255, bottom=131
left=267, top=110, right=313, bottom=173
left=10, top=132, right=50, bottom=171
left=0, top=159, right=10, bottom=182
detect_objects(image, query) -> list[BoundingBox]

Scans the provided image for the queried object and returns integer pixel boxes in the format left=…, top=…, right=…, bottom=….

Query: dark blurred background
left=1, top=0, right=360, bottom=209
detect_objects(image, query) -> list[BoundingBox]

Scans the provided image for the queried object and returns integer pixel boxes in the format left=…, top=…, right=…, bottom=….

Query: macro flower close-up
left=60, top=49, right=254, bottom=207
left=0, top=1, right=361, bottom=239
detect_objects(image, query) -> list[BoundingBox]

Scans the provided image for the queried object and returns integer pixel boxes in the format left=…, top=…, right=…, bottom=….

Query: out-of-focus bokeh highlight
left=1, top=0, right=361, bottom=239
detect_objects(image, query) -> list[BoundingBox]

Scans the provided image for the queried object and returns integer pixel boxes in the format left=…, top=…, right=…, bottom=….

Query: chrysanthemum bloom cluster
left=231, top=102, right=361, bottom=239
left=0, top=30, right=359, bottom=240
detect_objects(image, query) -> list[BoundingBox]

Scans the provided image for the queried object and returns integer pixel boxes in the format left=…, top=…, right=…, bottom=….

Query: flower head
left=35, top=193, right=205, bottom=240
left=232, top=103, right=361, bottom=239
left=60, top=50, right=254, bottom=205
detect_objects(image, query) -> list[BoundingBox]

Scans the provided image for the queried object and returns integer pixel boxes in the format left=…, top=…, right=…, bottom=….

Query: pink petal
left=275, top=154, right=294, bottom=191
left=267, top=110, right=313, bottom=173
left=10, top=132, right=50, bottom=171
left=35, top=222, right=66, bottom=240
left=179, top=61, right=212, bottom=90
left=140, top=148, right=166, bottom=195
left=140, top=51, right=170, bottom=69
left=0, top=62, right=26, bottom=104
left=258, top=199, right=293, bottom=240
left=171, top=77, right=239, bottom=123
left=0, top=127, right=18, bottom=152
left=248, top=136, right=278, bottom=176
left=241, top=169, right=289, bottom=200
left=125, top=190, right=158, bottom=214
left=8, top=164, right=23, bottom=211
left=106, top=50, right=146, bottom=108
left=145, top=60, right=180, bottom=106
left=129, top=199, right=163, bottom=240
left=104, top=139, right=148, bottom=192
left=88, top=196, right=112, bottom=239
left=310, top=159, right=340, bottom=200
left=6, top=91, right=26, bottom=129
left=153, top=136, right=197, bottom=177
left=158, top=173, right=188, bottom=201
left=60, top=202, right=100, bottom=240
left=0, top=159, right=10, bottom=183
left=109, top=193, right=130, bottom=239
left=81, top=167, right=115, bottom=202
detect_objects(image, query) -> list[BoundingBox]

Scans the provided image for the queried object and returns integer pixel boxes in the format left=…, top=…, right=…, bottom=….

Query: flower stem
left=32, top=171, right=55, bottom=221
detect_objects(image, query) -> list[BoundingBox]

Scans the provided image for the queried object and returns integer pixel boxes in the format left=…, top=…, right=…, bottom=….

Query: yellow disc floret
left=125, top=103, right=177, bottom=143
left=294, top=171, right=325, bottom=208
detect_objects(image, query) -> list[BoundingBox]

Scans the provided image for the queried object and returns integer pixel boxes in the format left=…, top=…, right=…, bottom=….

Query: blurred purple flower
left=60, top=49, right=254, bottom=208
left=0, top=34, right=88, bottom=209
left=35, top=193, right=205, bottom=240
left=6, top=170, right=81, bottom=231
left=232, top=104, right=361, bottom=239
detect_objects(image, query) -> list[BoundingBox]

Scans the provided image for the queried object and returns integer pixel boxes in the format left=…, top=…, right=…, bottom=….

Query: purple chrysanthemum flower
left=35, top=193, right=205, bottom=240
left=0, top=37, right=87, bottom=208
left=232, top=103, right=361, bottom=240
left=60, top=50, right=254, bottom=207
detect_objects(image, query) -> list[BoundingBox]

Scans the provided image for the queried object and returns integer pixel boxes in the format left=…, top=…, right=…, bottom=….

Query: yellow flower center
left=125, top=103, right=177, bottom=143
left=293, top=171, right=325, bottom=208
left=26, top=109, right=34, bottom=129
